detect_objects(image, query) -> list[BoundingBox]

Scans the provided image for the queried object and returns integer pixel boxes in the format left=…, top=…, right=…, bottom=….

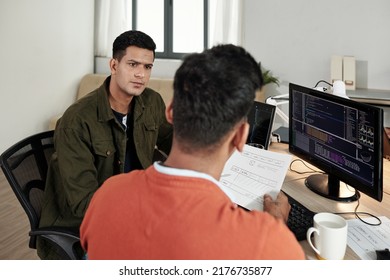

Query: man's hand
left=263, top=192, right=291, bottom=223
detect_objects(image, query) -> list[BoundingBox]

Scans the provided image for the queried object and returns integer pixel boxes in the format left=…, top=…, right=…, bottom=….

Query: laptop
left=246, top=101, right=276, bottom=150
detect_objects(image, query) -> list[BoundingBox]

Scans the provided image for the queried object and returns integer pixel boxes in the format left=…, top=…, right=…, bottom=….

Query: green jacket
left=39, top=77, right=172, bottom=231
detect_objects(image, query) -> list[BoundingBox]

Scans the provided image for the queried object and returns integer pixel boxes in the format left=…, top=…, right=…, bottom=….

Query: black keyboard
left=285, top=192, right=316, bottom=241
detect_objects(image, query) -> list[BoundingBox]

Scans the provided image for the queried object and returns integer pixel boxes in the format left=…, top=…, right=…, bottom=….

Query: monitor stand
left=305, top=174, right=360, bottom=202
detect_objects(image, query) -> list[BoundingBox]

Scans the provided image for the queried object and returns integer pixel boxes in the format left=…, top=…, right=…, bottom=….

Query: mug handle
left=307, top=227, right=320, bottom=255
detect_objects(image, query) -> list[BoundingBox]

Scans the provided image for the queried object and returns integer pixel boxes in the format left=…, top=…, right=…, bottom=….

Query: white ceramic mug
left=306, top=212, right=348, bottom=260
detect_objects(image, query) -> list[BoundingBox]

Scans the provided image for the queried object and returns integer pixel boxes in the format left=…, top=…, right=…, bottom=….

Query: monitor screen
left=246, top=101, right=276, bottom=150
left=289, top=83, right=383, bottom=202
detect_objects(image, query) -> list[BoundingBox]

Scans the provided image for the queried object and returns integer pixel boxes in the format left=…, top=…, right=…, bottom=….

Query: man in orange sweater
left=80, top=44, right=305, bottom=260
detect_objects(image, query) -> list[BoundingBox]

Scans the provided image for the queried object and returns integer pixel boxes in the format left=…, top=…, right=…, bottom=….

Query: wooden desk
left=269, top=142, right=390, bottom=260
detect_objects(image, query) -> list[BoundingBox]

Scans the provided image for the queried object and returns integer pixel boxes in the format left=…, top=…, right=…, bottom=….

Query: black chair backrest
left=0, top=130, right=54, bottom=248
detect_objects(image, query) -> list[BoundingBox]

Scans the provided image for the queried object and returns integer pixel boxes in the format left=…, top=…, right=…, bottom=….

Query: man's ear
left=233, top=121, right=249, bottom=153
left=109, top=58, right=117, bottom=75
left=165, top=99, right=174, bottom=124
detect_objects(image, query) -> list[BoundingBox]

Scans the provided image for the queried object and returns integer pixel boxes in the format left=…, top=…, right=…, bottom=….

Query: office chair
left=0, top=130, right=81, bottom=260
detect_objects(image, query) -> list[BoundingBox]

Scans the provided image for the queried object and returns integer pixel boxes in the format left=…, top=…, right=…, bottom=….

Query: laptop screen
left=246, top=101, right=276, bottom=149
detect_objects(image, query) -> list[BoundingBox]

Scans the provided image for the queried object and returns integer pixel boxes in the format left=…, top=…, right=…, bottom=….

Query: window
left=132, top=0, right=208, bottom=59
left=95, top=0, right=241, bottom=60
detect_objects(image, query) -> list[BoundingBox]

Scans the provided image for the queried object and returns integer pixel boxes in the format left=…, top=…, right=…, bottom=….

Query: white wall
left=0, top=0, right=94, bottom=153
left=242, top=0, right=390, bottom=95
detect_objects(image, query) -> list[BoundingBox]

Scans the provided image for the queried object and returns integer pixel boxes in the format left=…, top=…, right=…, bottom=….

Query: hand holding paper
left=220, top=144, right=292, bottom=211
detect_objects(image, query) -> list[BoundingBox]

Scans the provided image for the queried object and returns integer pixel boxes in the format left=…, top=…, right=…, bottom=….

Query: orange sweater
left=80, top=164, right=305, bottom=260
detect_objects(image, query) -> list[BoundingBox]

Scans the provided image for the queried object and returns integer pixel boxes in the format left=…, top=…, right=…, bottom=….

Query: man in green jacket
left=37, top=30, right=172, bottom=259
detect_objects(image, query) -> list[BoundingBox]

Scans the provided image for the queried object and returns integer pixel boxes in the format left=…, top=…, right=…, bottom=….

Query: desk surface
left=269, top=142, right=390, bottom=260
left=347, top=88, right=390, bottom=106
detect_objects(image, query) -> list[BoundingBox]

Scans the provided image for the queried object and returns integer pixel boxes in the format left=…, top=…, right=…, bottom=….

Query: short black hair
left=172, top=44, right=263, bottom=152
left=112, top=30, right=156, bottom=61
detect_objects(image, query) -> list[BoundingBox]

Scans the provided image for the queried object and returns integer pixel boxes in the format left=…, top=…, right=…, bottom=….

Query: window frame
left=132, top=0, right=208, bottom=59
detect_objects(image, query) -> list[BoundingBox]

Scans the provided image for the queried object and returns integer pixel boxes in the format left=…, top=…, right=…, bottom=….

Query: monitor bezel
left=288, top=83, right=383, bottom=202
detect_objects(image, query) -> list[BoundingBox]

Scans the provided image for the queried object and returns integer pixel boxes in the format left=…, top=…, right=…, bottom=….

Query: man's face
left=111, top=46, right=154, bottom=97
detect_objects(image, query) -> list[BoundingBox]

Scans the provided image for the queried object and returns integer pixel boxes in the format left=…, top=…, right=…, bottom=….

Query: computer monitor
left=246, top=101, right=276, bottom=150
left=289, top=83, right=383, bottom=202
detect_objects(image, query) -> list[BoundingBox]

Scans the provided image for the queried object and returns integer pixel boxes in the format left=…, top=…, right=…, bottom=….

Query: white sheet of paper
left=220, top=144, right=292, bottom=211
left=347, top=216, right=390, bottom=260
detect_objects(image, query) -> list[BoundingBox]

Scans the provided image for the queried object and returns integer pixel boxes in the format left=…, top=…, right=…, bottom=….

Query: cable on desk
left=334, top=199, right=382, bottom=226
left=314, top=80, right=333, bottom=88
left=289, top=159, right=325, bottom=175
left=289, top=160, right=382, bottom=226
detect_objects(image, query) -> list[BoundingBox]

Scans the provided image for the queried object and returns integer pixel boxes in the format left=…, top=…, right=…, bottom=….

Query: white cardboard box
left=343, top=56, right=356, bottom=90
left=330, top=55, right=343, bottom=83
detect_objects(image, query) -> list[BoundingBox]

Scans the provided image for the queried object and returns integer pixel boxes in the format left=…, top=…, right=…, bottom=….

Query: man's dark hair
left=112, top=30, right=156, bottom=61
left=172, top=44, right=263, bottom=153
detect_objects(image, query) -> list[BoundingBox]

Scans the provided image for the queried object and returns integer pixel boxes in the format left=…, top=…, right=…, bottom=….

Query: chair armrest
left=30, top=227, right=81, bottom=260
left=30, top=226, right=79, bottom=239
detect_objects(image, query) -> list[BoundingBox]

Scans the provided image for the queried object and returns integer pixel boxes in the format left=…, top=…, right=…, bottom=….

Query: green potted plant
left=256, top=62, right=280, bottom=101
left=262, top=69, right=280, bottom=87
left=259, top=62, right=280, bottom=86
